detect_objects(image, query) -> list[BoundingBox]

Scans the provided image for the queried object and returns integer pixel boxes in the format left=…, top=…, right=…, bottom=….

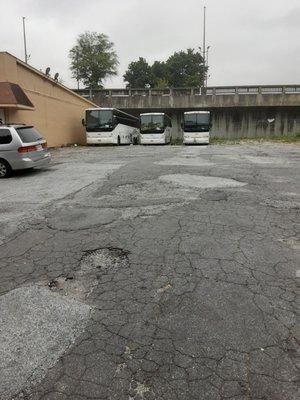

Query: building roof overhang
left=0, top=82, right=35, bottom=110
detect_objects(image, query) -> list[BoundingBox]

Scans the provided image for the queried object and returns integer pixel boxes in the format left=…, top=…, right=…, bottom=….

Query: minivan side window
left=0, top=129, right=12, bottom=144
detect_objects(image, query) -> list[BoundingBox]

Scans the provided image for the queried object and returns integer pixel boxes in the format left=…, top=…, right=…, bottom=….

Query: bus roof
left=140, top=112, right=171, bottom=121
left=184, top=111, right=210, bottom=115
left=85, top=107, right=139, bottom=120
left=140, top=113, right=165, bottom=116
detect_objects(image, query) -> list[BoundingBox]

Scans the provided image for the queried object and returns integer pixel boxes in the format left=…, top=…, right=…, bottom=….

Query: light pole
left=202, top=6, right=206, bottom=70
left=202, top=6, right=211, bottom=87
left=206, top=45, right=210, bottom=87
left=22, top=17, right=28, bottom=64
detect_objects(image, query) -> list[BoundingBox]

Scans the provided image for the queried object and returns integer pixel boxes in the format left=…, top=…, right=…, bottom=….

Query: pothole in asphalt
left=47, top=206, right=121, bottom=231
left=159, top=174, right=247, bottom=189
left=47, top=247, right=130, bottom=302
left=1, top=248, right=130, bottom=398
left=83, top=247, right=130, bottom=271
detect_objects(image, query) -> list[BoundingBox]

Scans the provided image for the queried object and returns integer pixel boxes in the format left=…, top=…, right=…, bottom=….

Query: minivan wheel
left=0, top=160, right=12, bottom=178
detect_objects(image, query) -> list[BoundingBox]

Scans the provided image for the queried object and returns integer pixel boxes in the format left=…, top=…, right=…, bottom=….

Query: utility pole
left=203, top=6, right=206, bottom=70
left=22, top=17, right=28, bottom=64
left=202, top=6, right=211, bottom=87
left=206, top=46, right=210, bottom=87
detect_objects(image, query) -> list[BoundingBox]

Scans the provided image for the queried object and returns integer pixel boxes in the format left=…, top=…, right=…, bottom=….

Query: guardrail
left=77, top=85, right=300, bottom=99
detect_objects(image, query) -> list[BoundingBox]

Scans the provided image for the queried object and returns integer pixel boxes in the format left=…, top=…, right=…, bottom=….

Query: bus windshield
left=86, top=110, right=113, bottom=132
left=184, top=113, right=210, bottom=132
left=140, top=115, right=164, bottom=134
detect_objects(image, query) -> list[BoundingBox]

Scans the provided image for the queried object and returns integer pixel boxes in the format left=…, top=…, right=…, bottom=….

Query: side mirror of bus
left=180, top=122, right=184, bottom=129
left=82, top=118, right=85, bottom=126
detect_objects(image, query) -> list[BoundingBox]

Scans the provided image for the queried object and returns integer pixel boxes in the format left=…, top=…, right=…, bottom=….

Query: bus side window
left=113, top=115, right=119, bottom=127
left=165, top=116, right=171, bottom=128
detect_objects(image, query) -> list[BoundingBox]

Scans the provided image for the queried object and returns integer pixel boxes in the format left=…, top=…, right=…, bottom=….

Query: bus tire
left=117, top=136, right=121, bottom=145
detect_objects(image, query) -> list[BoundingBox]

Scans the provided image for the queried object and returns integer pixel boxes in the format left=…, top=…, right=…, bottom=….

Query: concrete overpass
left=75, top=85, right=300, bottom=139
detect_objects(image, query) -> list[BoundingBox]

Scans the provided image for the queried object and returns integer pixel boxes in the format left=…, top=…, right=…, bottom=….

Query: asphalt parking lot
left=0, top=143, right=299, bottom=400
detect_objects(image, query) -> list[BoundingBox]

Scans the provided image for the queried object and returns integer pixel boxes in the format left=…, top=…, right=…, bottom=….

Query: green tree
left=166, top=48, right=206, bottom=87
left=151, top=61, right=169, bottom=87
left=124, top=48, right=207, bottom=89
left=123, top=57, right=154, bottom=88
left=69, top=31, right=119, bottom=89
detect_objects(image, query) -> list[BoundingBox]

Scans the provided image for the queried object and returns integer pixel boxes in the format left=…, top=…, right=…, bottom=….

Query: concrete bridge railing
left=75, top=85, right=300, bottom=109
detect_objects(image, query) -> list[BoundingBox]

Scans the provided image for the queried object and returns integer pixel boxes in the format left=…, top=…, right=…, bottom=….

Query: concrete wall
left=210, top=107, right=300, bottom=139
left=126, top=107, right=300, bottom=140
left=0, top=53, right=96, bottom=147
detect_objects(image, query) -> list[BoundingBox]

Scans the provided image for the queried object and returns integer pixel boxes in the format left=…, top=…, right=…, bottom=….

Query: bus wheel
left=117, top=136, right=121, bottom=145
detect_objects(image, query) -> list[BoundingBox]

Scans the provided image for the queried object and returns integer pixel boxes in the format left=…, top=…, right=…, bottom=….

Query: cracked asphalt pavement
left=0, top=143, right=299, bottom=400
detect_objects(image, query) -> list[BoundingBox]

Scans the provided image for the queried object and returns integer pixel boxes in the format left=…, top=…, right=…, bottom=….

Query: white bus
left=140, top=113, right=172, bottom=144
left=182, top=111, right=211, bottom=144
left=84, top=108, right=139, bottom=145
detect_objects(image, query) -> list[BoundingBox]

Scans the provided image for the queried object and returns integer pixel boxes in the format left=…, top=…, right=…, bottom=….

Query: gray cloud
left=0, top=0, right=299, bottom=88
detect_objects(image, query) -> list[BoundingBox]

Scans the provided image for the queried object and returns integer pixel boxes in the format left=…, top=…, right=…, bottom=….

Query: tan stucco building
left=0, top=52, right=97, bottom=147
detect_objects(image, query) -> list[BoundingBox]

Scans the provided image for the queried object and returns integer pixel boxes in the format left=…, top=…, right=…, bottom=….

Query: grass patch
left=211, top=134, right=300, bottom=145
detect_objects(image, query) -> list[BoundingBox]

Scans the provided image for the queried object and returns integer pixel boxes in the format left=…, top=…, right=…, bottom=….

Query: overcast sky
left=1, top=0, right=299, bottom=88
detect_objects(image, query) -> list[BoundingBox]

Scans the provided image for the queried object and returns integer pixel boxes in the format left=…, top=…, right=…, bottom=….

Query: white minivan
left=0, top=124, right=51, bottom=178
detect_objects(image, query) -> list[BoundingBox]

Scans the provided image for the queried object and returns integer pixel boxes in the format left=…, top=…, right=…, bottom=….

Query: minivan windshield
left=16, top=127, right=43, bottom=143
left=86, top=110, right=113, bottom=132
left=140, top=115, right=164, bottom=134
left=184, top=113, right=210, bottom=132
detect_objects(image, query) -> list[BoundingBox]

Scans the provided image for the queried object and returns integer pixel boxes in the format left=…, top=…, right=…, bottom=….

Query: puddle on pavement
left=159, top=174, right=247, bottom=189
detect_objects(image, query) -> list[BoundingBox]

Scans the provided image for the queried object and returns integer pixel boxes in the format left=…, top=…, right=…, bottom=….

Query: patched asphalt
left=0, top=285, right=91, bottom=398
left=0, top=143, right=299, bottom=400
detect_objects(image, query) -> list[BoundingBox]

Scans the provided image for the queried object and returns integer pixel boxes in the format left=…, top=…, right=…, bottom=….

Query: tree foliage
left=123, top=49, right=207, bottom=88
left=166, top=49, right=206, bottom=87
left=69, top=31, right=119, bottom=89
left=123, top=57, right=154, bottom=88
left=151, top=61, right=168, bottom=79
